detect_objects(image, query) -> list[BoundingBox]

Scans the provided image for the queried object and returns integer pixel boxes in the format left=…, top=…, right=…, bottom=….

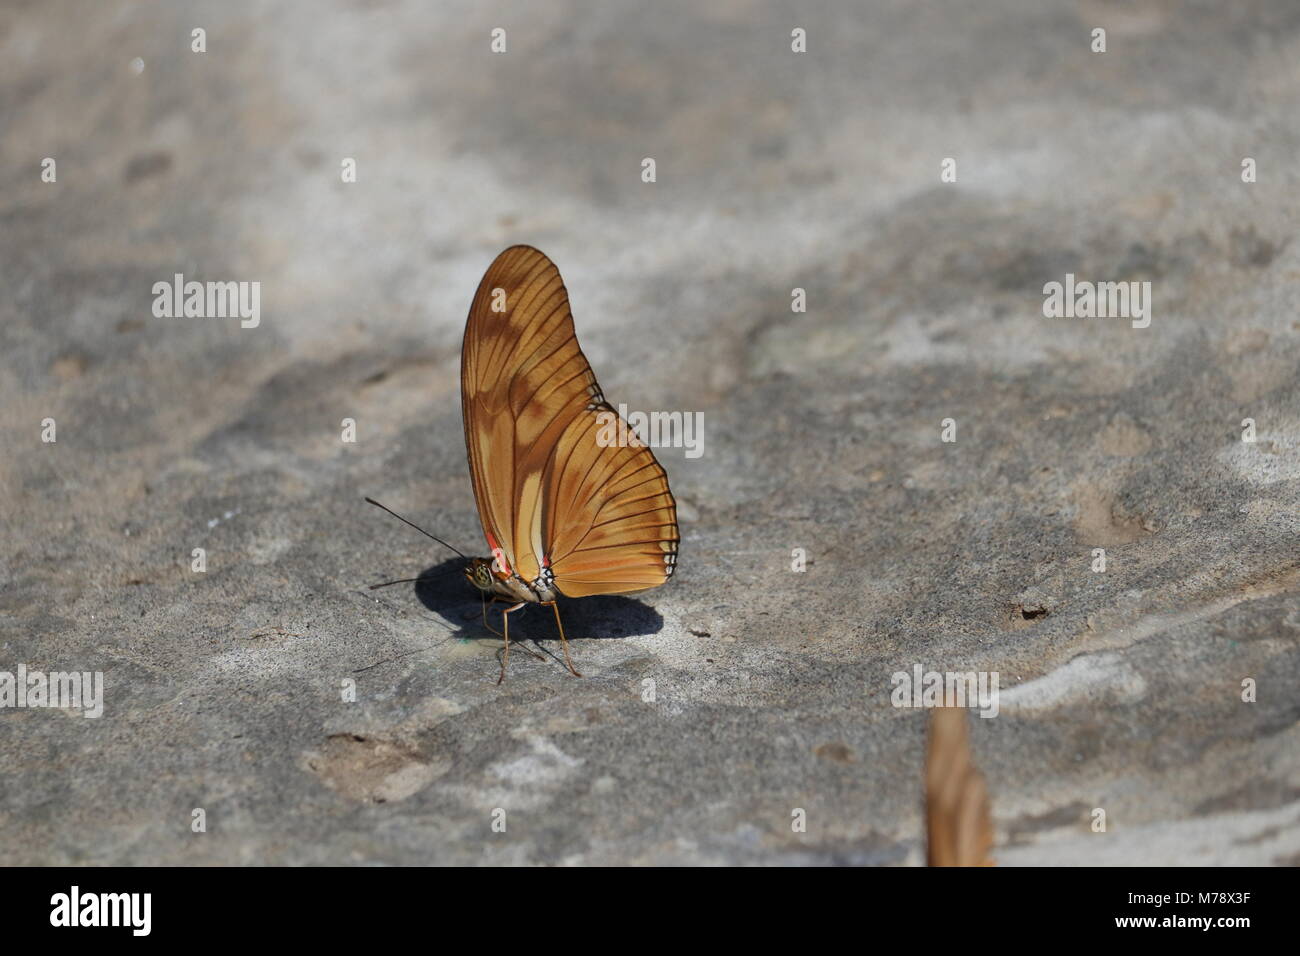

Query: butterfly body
left=465, top=555, right=558, bottom=604
left=459, top=245, right=680, bottom=680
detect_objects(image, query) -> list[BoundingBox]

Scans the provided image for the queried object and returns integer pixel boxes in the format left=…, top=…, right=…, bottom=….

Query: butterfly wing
left=542, top=401, right=679, bottom=596
left=461, top=245, right=678, bottom=596
left=925, top=707, right=995, bottom=866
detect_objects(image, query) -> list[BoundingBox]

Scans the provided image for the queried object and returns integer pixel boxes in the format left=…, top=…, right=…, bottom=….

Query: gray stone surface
left=2, top=0, right=1298, bottom=865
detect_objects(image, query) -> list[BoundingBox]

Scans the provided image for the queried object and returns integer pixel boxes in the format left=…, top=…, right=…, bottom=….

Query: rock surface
left=1, top=0, right=1298, bottom=865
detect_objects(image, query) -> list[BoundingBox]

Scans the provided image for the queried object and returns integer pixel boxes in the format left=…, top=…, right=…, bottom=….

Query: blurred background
left=2, top=0, right=1298, bottom=864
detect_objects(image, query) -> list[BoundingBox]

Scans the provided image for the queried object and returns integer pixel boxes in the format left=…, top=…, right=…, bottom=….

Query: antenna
left=364, top=497, right=468, bottom=559
left=367, top=568, right=461, bottom=591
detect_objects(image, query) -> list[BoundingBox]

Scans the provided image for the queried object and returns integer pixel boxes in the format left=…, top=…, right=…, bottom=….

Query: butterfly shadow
left=410, top=558, right=665, bottom=658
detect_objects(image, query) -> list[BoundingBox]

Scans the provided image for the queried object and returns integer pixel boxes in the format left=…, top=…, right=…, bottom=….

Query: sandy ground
left=1, top=0, right=1298, bottom=864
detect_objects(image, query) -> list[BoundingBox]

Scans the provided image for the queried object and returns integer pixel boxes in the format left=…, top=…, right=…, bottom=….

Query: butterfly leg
left=480, top=595, right=505, bottom=636
left=544, top=601, right=583, bottom=678
left=483, top=597, right=545, bottom=660
left=495, top=601, right=526, bottom=685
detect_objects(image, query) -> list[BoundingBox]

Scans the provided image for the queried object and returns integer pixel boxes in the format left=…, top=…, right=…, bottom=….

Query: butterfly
left=364, top=247, right=678, bottom=680
left=925, top=707, right=995, bottom=866
left=453, top=245, right=678, bottom=682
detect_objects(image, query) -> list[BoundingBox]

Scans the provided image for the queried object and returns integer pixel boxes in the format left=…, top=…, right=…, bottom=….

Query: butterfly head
left=465, top=557, right=497, bottom=593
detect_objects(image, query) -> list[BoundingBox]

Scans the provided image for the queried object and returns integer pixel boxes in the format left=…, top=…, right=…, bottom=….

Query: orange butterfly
left=454, top=245, right=679, bottom=682
left=925, top=707, right=995, bottom=866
